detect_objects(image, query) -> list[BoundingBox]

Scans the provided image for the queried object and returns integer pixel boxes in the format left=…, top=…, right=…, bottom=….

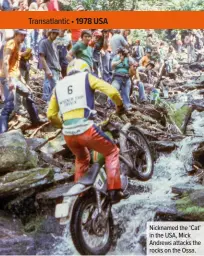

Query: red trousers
left=64, top=125, right=121, bottom=190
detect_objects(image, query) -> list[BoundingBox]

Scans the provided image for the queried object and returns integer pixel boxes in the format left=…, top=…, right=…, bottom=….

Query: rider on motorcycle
left=47, top=59, right=129, bottom=204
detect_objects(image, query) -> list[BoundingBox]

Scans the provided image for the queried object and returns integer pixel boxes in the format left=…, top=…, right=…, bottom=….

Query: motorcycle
left=55, top=114, right=154, bottom=255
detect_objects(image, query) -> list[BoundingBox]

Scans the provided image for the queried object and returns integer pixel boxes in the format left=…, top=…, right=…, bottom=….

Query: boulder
left=0, top=167, right=55, bottom=197
left=189, top=189, right=204, bottom=207
left=0, top=130, right=38, bottom=173
left=40, top=134, right=67, bottom=156
left=172, top=183, right=204, bottom=196
left=26, top=138, right=47, bottom=151
left=150, top=141, right=177, bottom=153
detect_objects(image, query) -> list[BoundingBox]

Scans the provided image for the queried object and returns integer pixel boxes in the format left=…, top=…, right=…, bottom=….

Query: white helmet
left=67, top=59, right=91, bottom=75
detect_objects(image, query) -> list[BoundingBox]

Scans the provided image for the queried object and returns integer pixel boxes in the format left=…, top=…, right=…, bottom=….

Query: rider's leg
left=64, top=125, right=129, bottom=203
left=64, top=125, right=121, bottom=189
left=63, top=135, right=91, bottom=182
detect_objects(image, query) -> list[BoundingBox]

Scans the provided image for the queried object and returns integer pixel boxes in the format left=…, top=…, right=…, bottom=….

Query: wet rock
left=40, top=134, right=67, bottom=156
left=26, top=138, right=46, bottom=151
left=194, top=74, right=204, bottom=84
left=0, top=167, right=55, bottom=197
left=0, top=236, right=35, bottom=255
left=189, top=189, right=204, bottom=207
left=155, top=206, right=180, bottom=221
left=128, top=180, right=152, bottom=195
left=24, top=215, right=64, bottom=255
left=0, top=130, right=38, bottom=173
left=0, top=210, right=35, bottom=255
left=172, top=183, right=204, bottom=196
left=189, top=62, right=204, bottom=72
left=139, top=233, right=146, bottom=249
left=193, top=141, right=204, bottom=166
left=150, top=141, right=177, bottom=153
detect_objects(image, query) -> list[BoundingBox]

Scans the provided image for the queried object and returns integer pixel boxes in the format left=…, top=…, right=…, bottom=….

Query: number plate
left=55, top=202, right=70, bottom=218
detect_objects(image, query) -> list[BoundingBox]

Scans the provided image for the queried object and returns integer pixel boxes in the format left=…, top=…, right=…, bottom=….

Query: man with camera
left=111, top=47, right=134, bottom=111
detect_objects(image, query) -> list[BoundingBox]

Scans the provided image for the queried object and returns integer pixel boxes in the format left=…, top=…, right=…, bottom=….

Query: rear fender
left=63, top=183, right=92, bottom=197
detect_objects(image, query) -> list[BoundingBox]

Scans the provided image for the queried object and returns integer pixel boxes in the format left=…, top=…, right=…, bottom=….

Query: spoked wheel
left=120, top=125, right=154, bottom=181
left=70, top=195, right=114, bottom=255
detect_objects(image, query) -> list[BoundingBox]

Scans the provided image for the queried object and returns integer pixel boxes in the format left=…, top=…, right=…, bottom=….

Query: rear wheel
left=70, top=195, right=114, bottom=255
left=120, top=125, right=154, bottom=181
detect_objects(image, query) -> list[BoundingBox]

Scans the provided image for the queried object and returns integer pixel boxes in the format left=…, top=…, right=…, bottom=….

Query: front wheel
left=70, top=195, right=114, bottom=255
left=120, top=125, right=154, bottom=181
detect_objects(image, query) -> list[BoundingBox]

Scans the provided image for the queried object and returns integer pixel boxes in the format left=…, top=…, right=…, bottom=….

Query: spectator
left=89, top=30, right=104, bottom=78
left=54, top=29, right=71, bottom=77
left=139, top=48, right=151, bottom=68
left=39, top=29, right=61, bottom=102
left=122, top=29, right=131, bottom=42
left=0, top=0, right=12, bottom=10
left=70, top=4, right=85, bottom=45
left=129, top=63, right=147, bottom=103
left=47, top=0, right=58, bottom=10
left=100, top=29, right=112, bottom=83
left=146, top=33, right=154, bottom=52
left=0, top=29, right=44, bottom=133
left=111, top=47, right=134, bottom=111
left=132, top=39, right=144, bottom=63
left=110, top=29, right=129, bottom=74
left=110, top=29, right=128, bottom=56
left=175, top=31, right=182, bottom=54
left=67, top=30, right=93, bottom=71
left=38, top=0, right=50, bottom=10
left=184, top=31, right=196, bottom=63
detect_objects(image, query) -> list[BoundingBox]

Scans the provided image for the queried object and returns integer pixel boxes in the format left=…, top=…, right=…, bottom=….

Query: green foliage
left=59, top=0, right=204, bottom=10
left=169, top=0, right=204, bottom=10
left=176, top=193, right=204, bottom=221
left=171, top=105, right=191, bottom=129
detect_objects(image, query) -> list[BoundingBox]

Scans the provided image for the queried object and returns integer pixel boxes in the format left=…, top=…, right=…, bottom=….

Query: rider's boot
left=109, top=189, right=130, bottom=204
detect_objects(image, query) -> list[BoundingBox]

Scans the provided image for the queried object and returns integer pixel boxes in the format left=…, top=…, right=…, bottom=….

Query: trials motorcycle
left=55, top=114, right=153, bottom=255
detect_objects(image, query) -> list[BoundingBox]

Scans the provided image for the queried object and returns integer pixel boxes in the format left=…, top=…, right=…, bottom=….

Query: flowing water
left=48, top=100, right=204, bottom=256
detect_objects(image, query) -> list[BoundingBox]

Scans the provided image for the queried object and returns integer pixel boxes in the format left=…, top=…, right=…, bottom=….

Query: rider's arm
left=88, top=74, right=123, bottom=107
left=47, top=90, right=62, bottom=128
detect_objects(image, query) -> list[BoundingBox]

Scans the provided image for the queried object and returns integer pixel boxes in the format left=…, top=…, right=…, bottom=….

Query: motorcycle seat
left=78, top=163, right=100, bottom=186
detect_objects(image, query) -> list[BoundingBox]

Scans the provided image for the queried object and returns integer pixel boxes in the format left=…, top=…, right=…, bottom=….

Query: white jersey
left=55, top=72, right=94, bottom=136
left=55, top=72, right=90, bottom=115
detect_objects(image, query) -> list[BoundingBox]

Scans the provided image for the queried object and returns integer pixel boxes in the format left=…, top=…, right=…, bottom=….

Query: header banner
left=0, top=11, right=204, bottom=29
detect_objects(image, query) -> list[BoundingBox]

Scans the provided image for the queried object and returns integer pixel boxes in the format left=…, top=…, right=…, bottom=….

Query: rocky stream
left=0, top=53, right=204, bottom=255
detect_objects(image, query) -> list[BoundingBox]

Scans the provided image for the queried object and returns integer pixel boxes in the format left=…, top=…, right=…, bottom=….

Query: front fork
left=95, top=190, right=111, bottom=220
